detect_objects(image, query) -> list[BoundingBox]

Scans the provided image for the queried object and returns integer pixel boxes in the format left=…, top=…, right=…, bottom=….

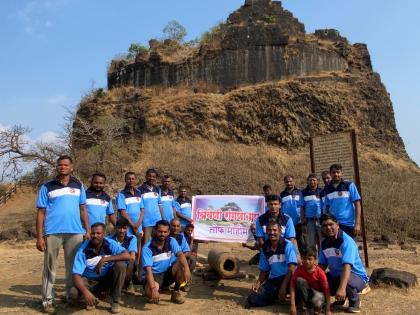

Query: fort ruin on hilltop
left=108, top=0, right=371, bottom=89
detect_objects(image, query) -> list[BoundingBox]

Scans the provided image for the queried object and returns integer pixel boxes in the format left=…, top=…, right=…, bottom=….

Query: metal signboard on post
left=310, top=130, right=369, bottom=267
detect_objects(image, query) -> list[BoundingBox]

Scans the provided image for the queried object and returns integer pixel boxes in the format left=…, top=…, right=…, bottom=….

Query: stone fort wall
left=107, top=42, right=348, bottom=89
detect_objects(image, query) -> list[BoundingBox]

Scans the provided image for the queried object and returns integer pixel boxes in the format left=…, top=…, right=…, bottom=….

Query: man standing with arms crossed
left=85, top=173, right=116, bottom=227
left=138, top=168, right=164, bottom=243
left=280, top=175, right=304, bottom=249
left=159, top=175, right=177, bottom=222
left=323, top=164, right=361, bottom=238
left=36, top=155, right=90, bottom=313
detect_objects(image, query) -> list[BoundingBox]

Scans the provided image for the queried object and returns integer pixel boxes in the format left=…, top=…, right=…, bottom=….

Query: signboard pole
left=310, top=130, right=369, bottom=267
left=351, top=130, right=369, bottom=267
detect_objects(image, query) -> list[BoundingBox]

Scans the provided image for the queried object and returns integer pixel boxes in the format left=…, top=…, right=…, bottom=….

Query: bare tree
left=71, top=114, right=129, bottom=179
left=0, top=125, right=67, bottom=182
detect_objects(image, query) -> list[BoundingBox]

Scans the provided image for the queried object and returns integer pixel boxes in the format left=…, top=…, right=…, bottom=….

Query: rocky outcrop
left=107, top=0, right=358, bottom=89
left=75, top=0, right=410, bottom=161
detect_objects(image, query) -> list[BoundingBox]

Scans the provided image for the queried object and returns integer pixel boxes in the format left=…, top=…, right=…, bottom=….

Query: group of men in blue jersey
left=35, top=154, right=368, bottom=314
left=245, top=163, right=368, bottom=313
left=36, top=156, right=195, bottom=314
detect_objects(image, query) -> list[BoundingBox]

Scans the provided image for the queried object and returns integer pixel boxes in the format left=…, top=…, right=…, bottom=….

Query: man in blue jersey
left=262, top=184, right=272, bottom=212
left=138, top=168, right=164, bottom=243
left=159, top=175, right=177, bottom=222
left=116, top=172, right=144, bottom=268
left=255, top=195, right=296, bottom=248
left=319, top=214, right=369, bottom=313
left=86, top=173, right=116, bottom=227
left=142, top=220, right=192, bottom=304
left=280, top=175, right=304, bottom=250
left=36, top=155, right=90, bottom=313
left=323, top=164, right=361, bottom=238
left=107, top=218, right=139, bottom=292
left=71, top=223, right=131, bottom=313
left=320, top=170, right=332, bottom=213
left=174, top=186, right=192, bottom=228
left=300, top=174, right=323, bottom=249
left=246, top=221, right=298, bottom=308
left=169, top=218, right=192, bottom=292
left=183, top=223, right=199, bottom=270
left=170, top=218, right=190, bottom=257
left=116, top=172, right=143, bottom=237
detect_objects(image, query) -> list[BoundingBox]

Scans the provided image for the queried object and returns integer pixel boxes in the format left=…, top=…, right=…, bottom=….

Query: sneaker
left=111, top=301, right=120, bottom=314
left=333, top=299, right=348, bottom=309
left=170, top=290, right=185, bottom=304
left=86, top=304, right=96, bottom=311
left=347, top=300, right=361, bottom=313
left=360, top=285, right=371, bottom=295
left=42, top=302, right=56, bottom=314
left=244, top=301, right=251, bottom=309
left=180, top=284, right=191, bottom=292
left=122, top=282, right=135, bottom=295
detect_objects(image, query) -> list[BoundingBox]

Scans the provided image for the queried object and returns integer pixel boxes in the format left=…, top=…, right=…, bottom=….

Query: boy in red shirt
left=290, top=248, right=332, bottom=315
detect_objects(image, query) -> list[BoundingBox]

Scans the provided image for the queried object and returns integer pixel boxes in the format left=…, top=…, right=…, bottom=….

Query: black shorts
left=152, top=265, right=176, bottom=290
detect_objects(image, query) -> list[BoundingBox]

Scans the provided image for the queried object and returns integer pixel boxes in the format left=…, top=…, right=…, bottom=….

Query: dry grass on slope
left=127, top=138, right=420, bottom=241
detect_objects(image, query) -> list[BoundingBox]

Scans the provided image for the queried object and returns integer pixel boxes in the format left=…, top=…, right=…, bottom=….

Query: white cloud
left=36, top=131, right=60, bottom=143
left=12, top=0, right=69, bottom=39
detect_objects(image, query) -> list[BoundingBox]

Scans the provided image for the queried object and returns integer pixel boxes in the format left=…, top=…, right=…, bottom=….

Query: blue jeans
left=327, top=272, right=366, bottom=304
left=306, top=218, right=321, bottom=249
left=247, top=276, right=286, bottom=307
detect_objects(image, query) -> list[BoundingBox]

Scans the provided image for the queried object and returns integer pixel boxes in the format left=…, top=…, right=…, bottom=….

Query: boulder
left=381, top=234, right=397, bottom=245
left=370, top=268, right=417, bottom=288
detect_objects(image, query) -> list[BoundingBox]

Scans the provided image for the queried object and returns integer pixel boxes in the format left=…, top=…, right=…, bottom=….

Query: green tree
left=127, top=43, right=148, bottom=58
left=162, top=20, right=187, bottom=42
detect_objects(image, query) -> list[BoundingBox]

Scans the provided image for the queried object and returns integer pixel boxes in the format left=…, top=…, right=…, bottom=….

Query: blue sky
left=1, top=0, right=419, bottom=164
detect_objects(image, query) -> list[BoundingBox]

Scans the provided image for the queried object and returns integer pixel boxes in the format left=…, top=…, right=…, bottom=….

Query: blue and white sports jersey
left=170, top=233, right=190, bottom=264
left=259, top=238, right=298, bottom=279
left=255, top=212, right=296, bottom=240
left=319, top=230, right=369, bottom=283
left=324, top=181, right=361, bottom=227
left=85, top=188, right=114, bottom=226
left=37, top=176, right=86, bottom=235
left=301, top=186, right=322, bottom=219
left=115, top=188, right=143, bottom=235
left=159, top=188, right=176, bottom=222
left=107, top=233, right=138, bottom=254
left=320, top=188, right=328, bottom=213
left=174, top=197, right=192, bottom=227
left=72, top=238, right=126, bottom=280
left=142, top=237, right=182, bottom=274
left=280, top=188, right=303, bottom=226
left=138, top=183, right=162, bottom=228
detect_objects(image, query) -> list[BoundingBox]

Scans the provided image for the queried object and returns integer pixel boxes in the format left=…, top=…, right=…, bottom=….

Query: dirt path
left=0, top=240, right=418, bottom=315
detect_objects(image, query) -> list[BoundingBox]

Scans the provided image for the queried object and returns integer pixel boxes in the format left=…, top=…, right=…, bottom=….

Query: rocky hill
left=72, top=0, right=419, bottom=240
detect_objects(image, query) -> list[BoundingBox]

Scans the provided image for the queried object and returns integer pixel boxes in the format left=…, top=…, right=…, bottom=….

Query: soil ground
left=0, top=240, right=418, bottom=315
left=0, top=189, right=419, bottom=314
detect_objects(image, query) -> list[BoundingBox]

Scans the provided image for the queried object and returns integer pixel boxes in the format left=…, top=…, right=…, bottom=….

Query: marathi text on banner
left=192, top=195, right=265, bottom=243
